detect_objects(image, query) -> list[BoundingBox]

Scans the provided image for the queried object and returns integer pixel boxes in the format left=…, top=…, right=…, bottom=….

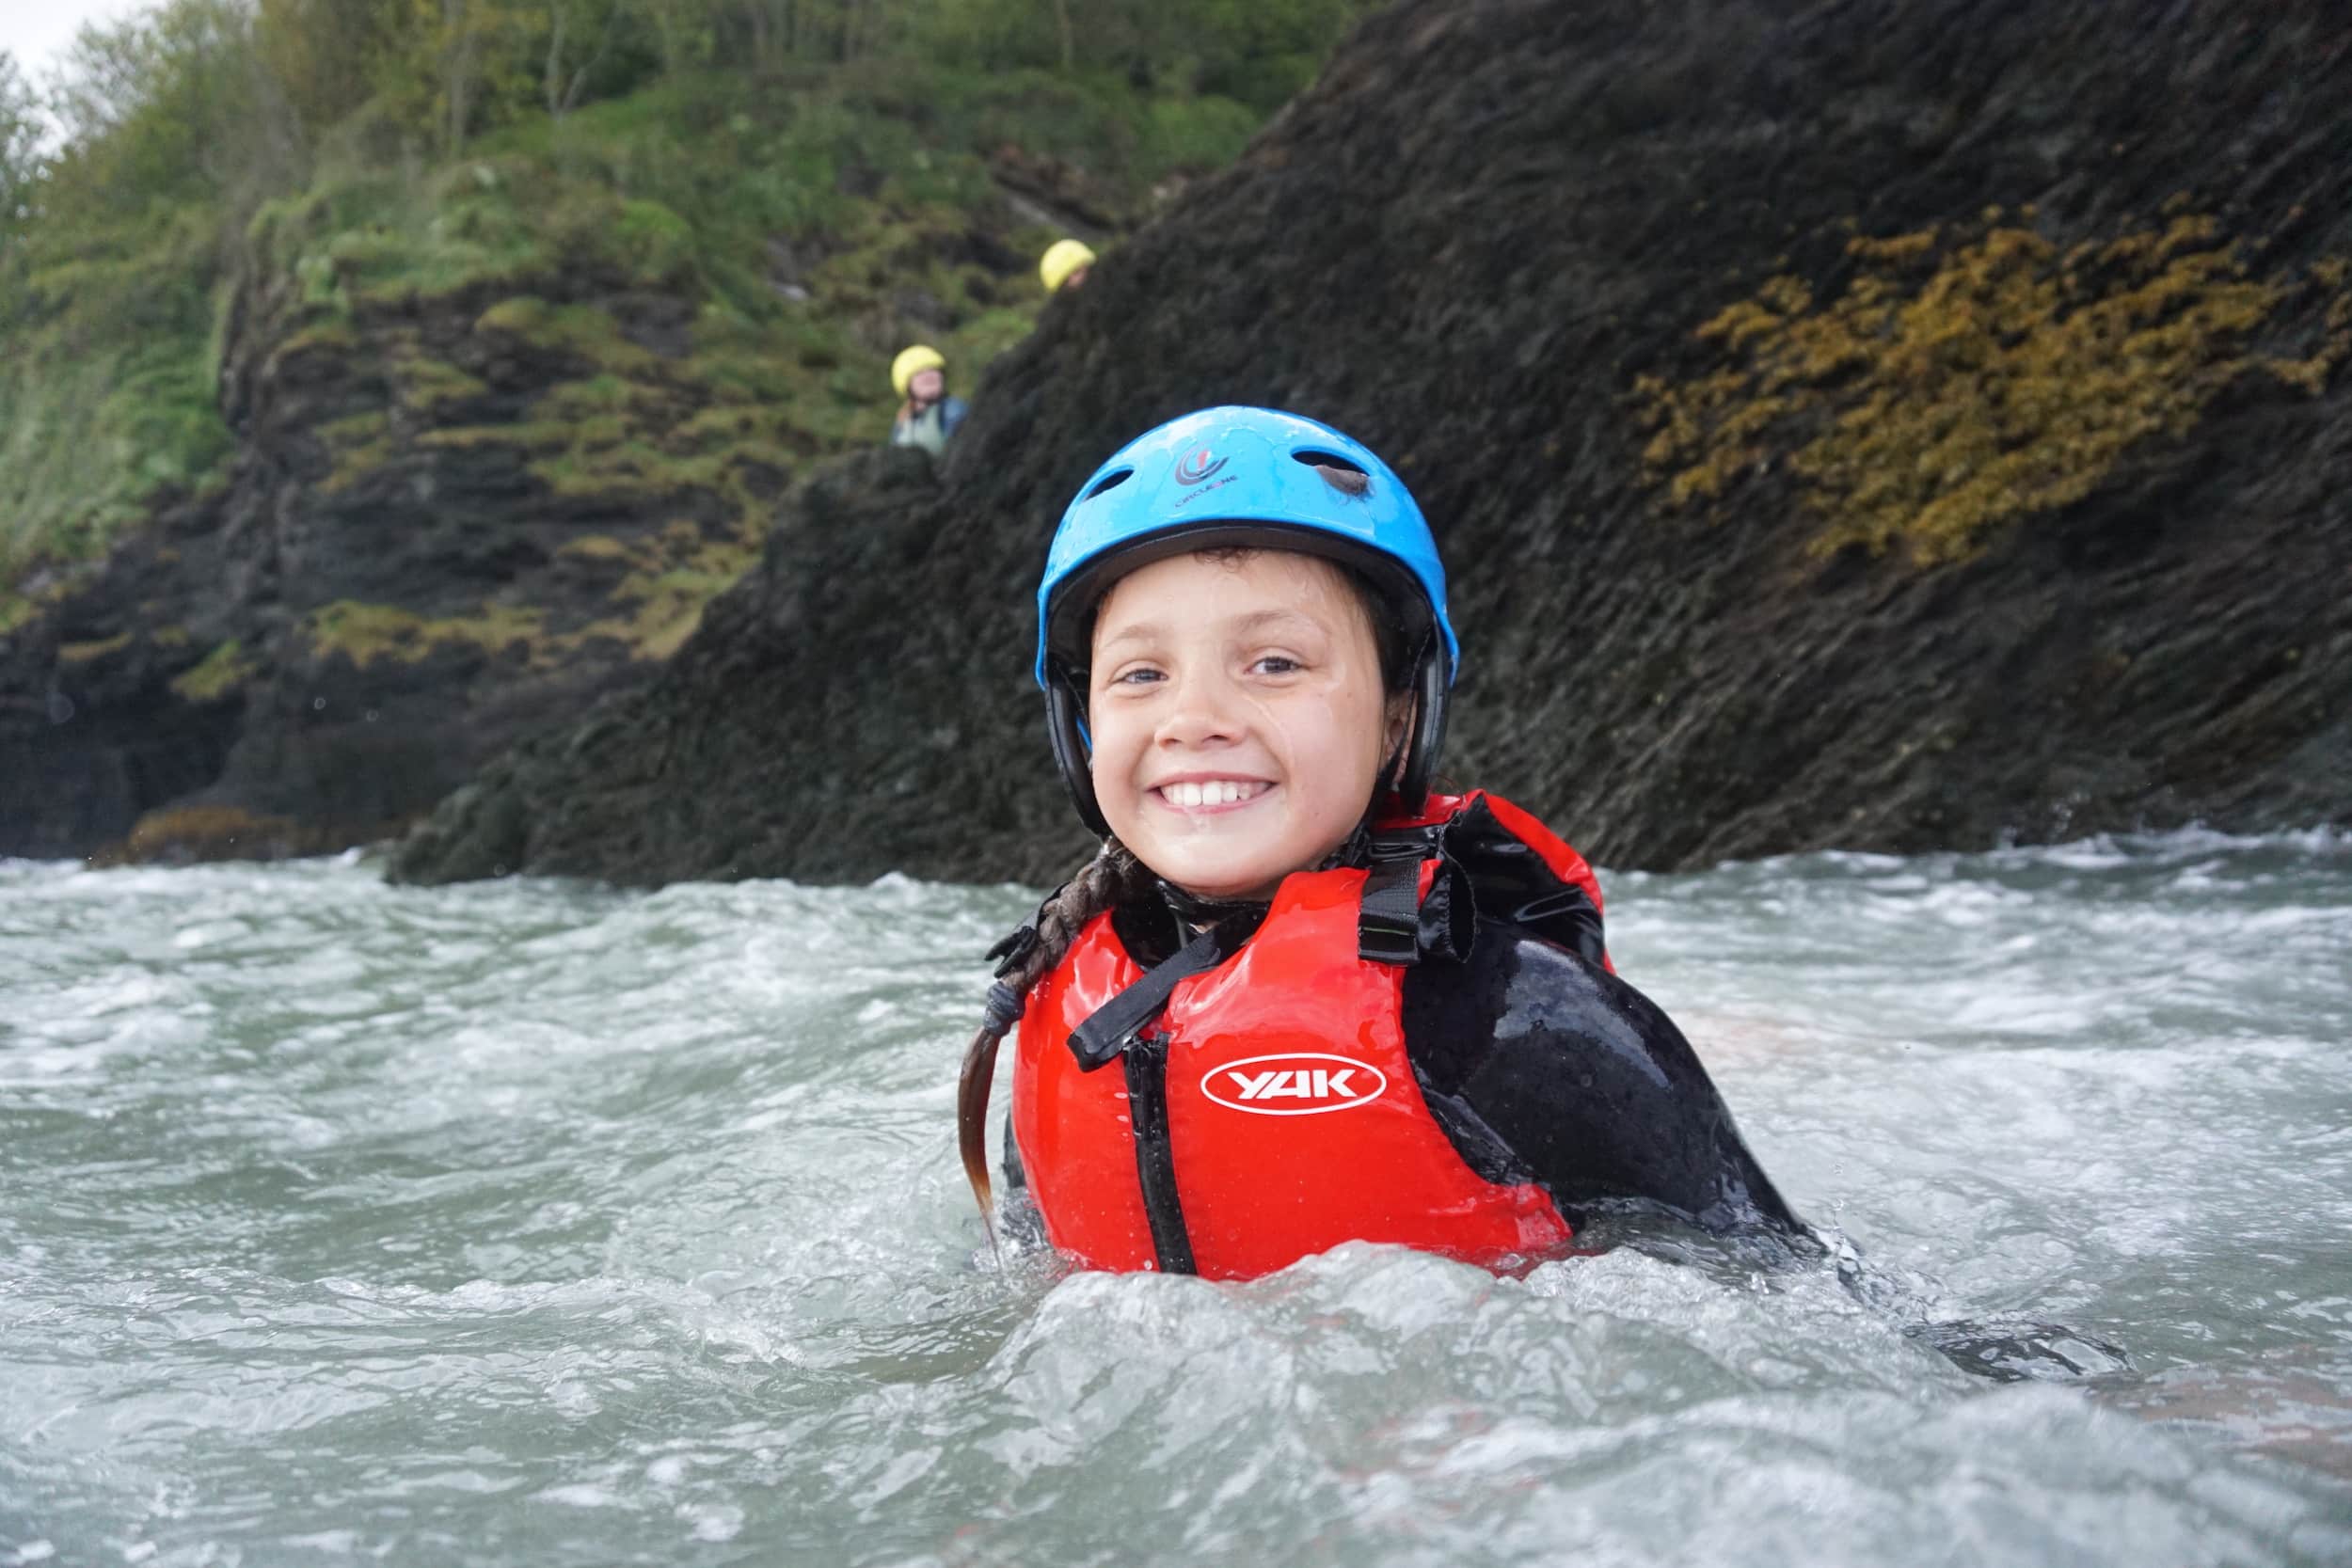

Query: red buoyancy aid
left=1009, top=792, right=1607, bottom=1280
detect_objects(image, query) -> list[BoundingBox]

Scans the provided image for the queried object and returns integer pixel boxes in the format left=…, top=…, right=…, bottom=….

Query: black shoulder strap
left=1066, top=927, right=1223, bottom=1071
left=1358, top=826, right=1475, bottom=966
left=1358, top=832, right=1431, bottom=965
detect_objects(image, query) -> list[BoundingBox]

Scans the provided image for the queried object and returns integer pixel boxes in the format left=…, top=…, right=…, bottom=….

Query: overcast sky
left=4, top=0, right=157, bottom=85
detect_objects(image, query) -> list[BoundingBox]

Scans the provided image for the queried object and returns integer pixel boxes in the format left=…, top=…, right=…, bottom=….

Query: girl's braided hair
left=957, top=838, right=1154, bottom=1254
left=956, top=516, right=1414, bottom=1256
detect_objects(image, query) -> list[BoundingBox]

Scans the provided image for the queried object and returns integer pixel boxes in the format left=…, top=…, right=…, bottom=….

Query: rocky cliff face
left=32, top=0, right=2314, bottom=883
left=391, top=0, right=2352, bottom=889
left=0, top=263, right=767, bottom=860
left=0, top=158, right=1069, bottom=862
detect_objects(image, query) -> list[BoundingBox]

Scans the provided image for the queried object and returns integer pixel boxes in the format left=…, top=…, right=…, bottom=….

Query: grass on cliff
left=0, top=202, right=233, bottom=617
left=1633, top=211, right=2352, bottom=564
left=1, top=57, right=1271, bottom=621
left=296, top=509, right=759, bottom=671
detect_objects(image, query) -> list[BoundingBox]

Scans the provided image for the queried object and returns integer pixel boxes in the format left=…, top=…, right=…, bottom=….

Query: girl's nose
left=1156, top=670, right=1244, bottom=749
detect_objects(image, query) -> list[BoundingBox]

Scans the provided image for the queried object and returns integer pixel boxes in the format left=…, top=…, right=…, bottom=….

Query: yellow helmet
left=891, top=344, right=946, bottom=398
left=1040, top=238, right=1098, bottom=293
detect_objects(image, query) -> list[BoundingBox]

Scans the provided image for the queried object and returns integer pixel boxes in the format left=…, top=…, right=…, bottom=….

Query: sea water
left=3, top=833, right=2349, bottom=1565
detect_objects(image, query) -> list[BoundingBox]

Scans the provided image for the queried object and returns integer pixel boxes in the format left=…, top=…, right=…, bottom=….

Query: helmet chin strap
left=1047, top=641, right=1451, bottom=840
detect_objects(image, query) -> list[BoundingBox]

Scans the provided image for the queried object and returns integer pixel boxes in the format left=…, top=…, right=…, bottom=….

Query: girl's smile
left=1087, top=549, right=1400, bottom=900
left=1149, top=775, right=1273, bottom=812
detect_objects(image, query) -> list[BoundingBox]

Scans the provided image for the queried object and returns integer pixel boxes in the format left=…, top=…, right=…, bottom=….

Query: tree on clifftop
left=0, top=53, right=47, bottom=261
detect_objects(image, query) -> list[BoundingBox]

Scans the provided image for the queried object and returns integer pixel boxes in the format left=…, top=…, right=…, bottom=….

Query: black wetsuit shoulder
left=1400, top=923, right=1804, bottom=1237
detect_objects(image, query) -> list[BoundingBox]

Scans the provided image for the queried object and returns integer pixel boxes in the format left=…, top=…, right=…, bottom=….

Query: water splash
left=3, top=837, right=2348, bottom=1564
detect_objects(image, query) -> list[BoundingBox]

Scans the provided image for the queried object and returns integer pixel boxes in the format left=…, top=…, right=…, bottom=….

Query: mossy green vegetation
left=392, top=354, right=489, bottom=416
left=553, top=526, right=755, bottom=658
left=301, top=598, right=549, bottom=667
left=588, top=537, right=761, bottom=660
left=299, top=529, right=754, bottom=668
left=0, top=580, right=68, bottom=636
left=169, top=637, right=258, bottom=700
left=1632, top=214, right=2352, bottom=563
left=4, top=0, right=1379, bottom=594
left=57, top=632, right=133, bottom=663
left=0, top=204, right=234, bottom=588
left=317, top=411, right=396, bottom=493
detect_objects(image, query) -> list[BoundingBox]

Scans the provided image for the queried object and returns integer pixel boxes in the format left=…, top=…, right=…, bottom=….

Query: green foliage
left=170, top=637, right=260, bottom=698
left=302, top=596, right=547, bottom=664
left=1, top=52, right=46, bottom=255
left=899, top=0, right=1379, bottom=113
left=48, top=0, right=307, bottom=214
left=1, top=0, right=1370, bottom=592
left=0, top=202, right=233, bottom=578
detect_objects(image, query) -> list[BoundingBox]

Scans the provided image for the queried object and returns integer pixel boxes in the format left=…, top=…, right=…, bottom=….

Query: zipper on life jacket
left=1120, top=1028, right=1198, bottom=1275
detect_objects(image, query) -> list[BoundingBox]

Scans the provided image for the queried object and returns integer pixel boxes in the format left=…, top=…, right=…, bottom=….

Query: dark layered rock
left=0, top=145, right=1087, bottom=864
left=391, top=0, right=2352, bottom=888
left=0, top=267, right=742, bottom=860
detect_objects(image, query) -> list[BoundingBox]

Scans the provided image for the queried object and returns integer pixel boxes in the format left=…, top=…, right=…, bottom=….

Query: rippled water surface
left=4, top=835, right=2350, bottom=1565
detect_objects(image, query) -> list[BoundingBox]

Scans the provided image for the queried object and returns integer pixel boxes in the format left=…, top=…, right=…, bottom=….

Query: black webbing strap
left=1066, top=927, right=1224, bottom=1071
left=1359, top=828, right=1438, bottom=965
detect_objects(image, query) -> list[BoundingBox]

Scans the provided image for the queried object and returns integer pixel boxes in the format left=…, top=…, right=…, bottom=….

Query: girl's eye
left=1110, top=666, right=1164, bottom=687
left=1251, top=656, right=1303, bottom=675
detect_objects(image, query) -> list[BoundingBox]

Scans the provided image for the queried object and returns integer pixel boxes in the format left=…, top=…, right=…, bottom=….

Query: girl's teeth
left=1164, top=781, right=1262, bottom=808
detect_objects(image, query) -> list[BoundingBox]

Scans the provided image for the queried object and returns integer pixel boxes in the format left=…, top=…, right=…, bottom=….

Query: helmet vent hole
left=1084, top=468, right=1135, bottom=500
left=1295, top=451, right=1370, bottom=496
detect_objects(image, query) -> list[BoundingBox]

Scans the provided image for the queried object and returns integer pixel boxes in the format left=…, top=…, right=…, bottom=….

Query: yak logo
left=1174, top=447, right=1230, bottom=486
left=1200, top=1053, right=1386, bottom=1117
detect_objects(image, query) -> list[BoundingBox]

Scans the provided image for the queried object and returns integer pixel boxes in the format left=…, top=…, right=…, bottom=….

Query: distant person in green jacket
left=891, top=345, right=968, bottom=457
left=1041, top=239, right=1096, bottom=294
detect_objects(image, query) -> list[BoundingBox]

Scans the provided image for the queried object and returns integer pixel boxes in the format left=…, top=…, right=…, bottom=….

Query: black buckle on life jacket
left=1066, top=927, right=1224, bottom=1071
left=986, top=881, right=1068, bottom=980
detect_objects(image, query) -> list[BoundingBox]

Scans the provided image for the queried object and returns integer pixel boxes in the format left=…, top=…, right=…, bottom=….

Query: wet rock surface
left=0, top=172, right=1084, bottom=864
left=390, top=0, right=2352, bottom=888
left=0, top=267, right=761, bottom=860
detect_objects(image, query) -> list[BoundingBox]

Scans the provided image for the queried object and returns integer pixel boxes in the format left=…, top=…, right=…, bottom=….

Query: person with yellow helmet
left=889, top=344, right=968, bottom=458
left=1040, top=239, right=1096, bottom=293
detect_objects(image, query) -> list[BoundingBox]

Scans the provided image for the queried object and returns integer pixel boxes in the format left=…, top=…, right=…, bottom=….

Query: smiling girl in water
left=959, top=407, right=1799, bottom=1277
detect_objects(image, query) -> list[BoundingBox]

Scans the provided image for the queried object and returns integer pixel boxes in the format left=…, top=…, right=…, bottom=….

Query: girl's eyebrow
left=1226, top=609, right=1324, bottom=639
left=1095, top=620, right=1167, bottom=653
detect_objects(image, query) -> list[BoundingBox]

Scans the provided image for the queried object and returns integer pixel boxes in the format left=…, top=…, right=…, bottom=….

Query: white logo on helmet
left=1200, top=1053, right=1386, bottom=1116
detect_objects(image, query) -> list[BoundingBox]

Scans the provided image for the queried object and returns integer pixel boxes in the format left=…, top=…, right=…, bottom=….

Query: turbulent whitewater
left=4, top=834, right=2350, bottom=1565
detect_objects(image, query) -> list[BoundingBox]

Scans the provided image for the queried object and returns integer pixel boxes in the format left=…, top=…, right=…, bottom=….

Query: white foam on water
left=1, top=843, right=2348, bottom=1563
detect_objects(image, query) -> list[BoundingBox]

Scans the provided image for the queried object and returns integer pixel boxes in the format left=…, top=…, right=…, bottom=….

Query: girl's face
left=909, top=367, right=945, bottom=403
left=1087, top=549, right=1399, bottom=901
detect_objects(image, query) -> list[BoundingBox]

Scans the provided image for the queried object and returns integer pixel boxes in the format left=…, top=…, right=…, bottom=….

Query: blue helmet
left=1036, top=406, right=1457, bottom=687
left=1035, top=406, right=1457, bottom=835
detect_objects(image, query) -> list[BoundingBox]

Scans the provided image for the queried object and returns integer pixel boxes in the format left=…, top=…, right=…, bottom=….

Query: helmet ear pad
left=1392, top=640, right=1451, bottom=813
left=1047, top=676, right=1110, bottom=838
